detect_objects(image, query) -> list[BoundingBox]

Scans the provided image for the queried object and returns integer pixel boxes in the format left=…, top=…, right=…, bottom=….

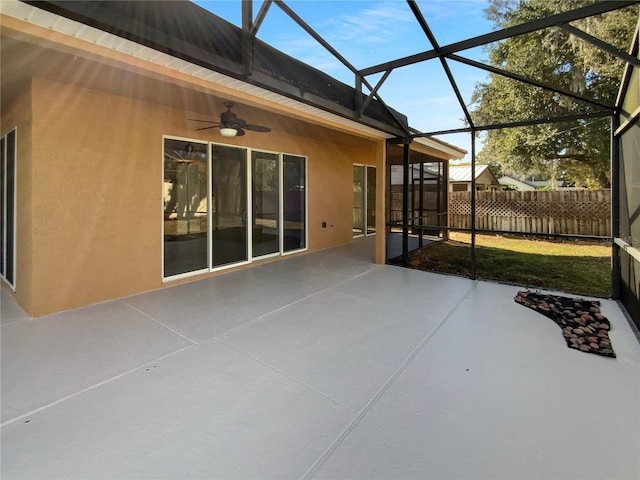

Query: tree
left=470, top=0, right=638, bottom=188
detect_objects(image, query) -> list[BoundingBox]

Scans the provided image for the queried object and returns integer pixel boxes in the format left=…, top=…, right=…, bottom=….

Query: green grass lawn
left=404, top=232, right=611, bottom=298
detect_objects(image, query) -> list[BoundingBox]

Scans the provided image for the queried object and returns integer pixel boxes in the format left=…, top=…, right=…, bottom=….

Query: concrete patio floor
left=1, top=237, right=639, bottom=480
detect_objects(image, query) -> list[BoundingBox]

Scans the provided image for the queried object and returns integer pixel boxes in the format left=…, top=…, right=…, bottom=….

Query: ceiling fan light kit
left=219, top=127, right=238, bottom=137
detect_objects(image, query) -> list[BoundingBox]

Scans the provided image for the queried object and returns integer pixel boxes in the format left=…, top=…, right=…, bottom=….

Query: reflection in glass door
left=163, top=139, right=208, bottom=277
left=164, top=140, right=307, bottom=279
left=366, top=166, right=376, bottom=235
left=211, top=145, right=248, bottom=267
left=353, top=164, right=376, bottom=237
left=252, top=151, right=280, bottom=257
left=283, top=155, right=306, bottom=252
left=353, top=165, right=364, bottom=236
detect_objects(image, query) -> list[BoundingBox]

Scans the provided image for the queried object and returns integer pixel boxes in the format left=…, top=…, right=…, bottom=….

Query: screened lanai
left=194, top=0, right=639, bottom=327
left=2, top=1, right=639, bottom=478
left=2, top=0, right=638, bottom=322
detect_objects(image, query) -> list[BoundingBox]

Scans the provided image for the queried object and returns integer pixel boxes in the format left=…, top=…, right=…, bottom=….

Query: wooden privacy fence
left=449, top=190, right=611, bottom=237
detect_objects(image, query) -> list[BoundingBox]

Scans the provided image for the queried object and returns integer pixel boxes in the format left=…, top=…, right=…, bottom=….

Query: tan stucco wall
left=29, top=77, right=162, bottom=315
left=22, top=77, right=382, bottom=316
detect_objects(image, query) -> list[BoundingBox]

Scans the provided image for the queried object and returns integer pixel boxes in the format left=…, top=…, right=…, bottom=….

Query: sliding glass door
left=353, top=164, right=376, bottom=237
left=163, top=139, right=208, bottom=278
left=0, top=128, right=16, bottom=288
left=366, top=166, right=377, bottom=235
left=353, top=165, right=365, bottom=237
left=163, top=138, right=307, bottom=279
left=283, top=155, right=306, bottom=252
left=252, top=151, right=280, bottom=257
left=211, top=145, right=248, bottom=267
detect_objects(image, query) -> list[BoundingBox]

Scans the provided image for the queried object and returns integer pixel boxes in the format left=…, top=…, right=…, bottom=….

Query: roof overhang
left=0, top=1, right=389, bottom=139
left=1, top=0, right=467, bottom=159
left=413, top=136, right=467, bottom=160
left=11, top=1, right=409, bottom=133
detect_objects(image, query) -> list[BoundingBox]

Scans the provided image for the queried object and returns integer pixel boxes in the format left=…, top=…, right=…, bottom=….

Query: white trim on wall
left=0, top=127, right=17, bottom=290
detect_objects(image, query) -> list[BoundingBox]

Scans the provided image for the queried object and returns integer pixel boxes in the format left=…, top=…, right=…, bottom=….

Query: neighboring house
left=499, top=175, right=565, bottom=191
left=0, top=1, right=465, bottom=316
left=448, top=165, right=502, bottom=192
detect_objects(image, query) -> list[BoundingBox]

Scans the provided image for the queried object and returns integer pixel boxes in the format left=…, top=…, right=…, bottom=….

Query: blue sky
left=193, top=1, right=496, bottom=160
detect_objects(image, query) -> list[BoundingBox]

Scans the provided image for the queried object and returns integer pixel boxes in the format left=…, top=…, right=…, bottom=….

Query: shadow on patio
left=1, top=237, right=639, bottom=479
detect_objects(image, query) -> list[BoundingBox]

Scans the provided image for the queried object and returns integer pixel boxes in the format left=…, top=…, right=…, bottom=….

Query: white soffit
left=2, top=0, right=467, bottom=158
left=414, top=137, right=467, bottom=160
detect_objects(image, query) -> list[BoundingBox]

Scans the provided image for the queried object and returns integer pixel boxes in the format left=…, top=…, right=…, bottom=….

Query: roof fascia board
left=412, top=137, right=466, bottom=160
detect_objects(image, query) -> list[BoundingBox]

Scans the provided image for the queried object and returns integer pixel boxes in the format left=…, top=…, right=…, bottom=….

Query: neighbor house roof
left=449, top=165, right=493, bottom=182
left=499, top=175, right=565, bottom=190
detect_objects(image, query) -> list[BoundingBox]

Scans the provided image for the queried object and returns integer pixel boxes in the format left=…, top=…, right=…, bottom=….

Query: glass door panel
left=163, top=139, right=208, bottom=277
left=353, top=165, right=364, bottom=237
left=252, top=151, right=279, bottom=257
left=0, top=136, right=5, bottom=279
left=5, top=131, right=15, bottom=284
left=366, top=166, right=376, bottom=235
left=283, top=155, right=306, bottom=252
left=212, top=145, right=248, bottom=267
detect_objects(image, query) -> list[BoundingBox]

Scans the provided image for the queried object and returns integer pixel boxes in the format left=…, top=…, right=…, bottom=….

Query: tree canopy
left=470, top=0, right=638, bottom=188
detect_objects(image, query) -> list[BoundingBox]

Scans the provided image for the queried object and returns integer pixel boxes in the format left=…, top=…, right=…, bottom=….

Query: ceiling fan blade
left=236, top=128, right=246, bottom=136
left=234, top=117, right=270, bottom=132
left=243, top=124, right=271, bottom=133
left=195, top=126, right=219, bottom=131
left=188, top=118, right=220, bottom=124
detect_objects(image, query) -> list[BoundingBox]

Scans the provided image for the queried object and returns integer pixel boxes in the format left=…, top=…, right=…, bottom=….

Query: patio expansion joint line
left=283, top=263, right=378, bottom=284
left=0, top=346, right=193, bottom=428
left=123, top=302, right=199, bottom=345
left=0, top=317, right=29, bottom=327
left=207, top=266, right=381, bottom=340
left=212, top=337, right=357, bottom=412
left=300, top=284, right=474, bottom=480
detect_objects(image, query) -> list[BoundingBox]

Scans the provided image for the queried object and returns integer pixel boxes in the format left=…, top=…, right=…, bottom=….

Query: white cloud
left=416, top=0, right=487, bottom=21
left=320, top=1, right=415, bottom=44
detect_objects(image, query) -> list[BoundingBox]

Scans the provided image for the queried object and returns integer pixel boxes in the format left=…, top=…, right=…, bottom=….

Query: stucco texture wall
left=25, top=77, right=380, bottom=316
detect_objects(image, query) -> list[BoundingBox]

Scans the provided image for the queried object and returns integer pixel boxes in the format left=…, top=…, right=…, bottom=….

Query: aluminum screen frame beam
left=559, top=23, right=640, bottom=69
left=414, top=110, right=613, bottom=138
left=446, top=54, right=614, bottom=111
left=407, top=0, right=475, bottom=128
left=273, top=0, right=412, bottom=135
left=359, top=1, right=638, bottom=77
